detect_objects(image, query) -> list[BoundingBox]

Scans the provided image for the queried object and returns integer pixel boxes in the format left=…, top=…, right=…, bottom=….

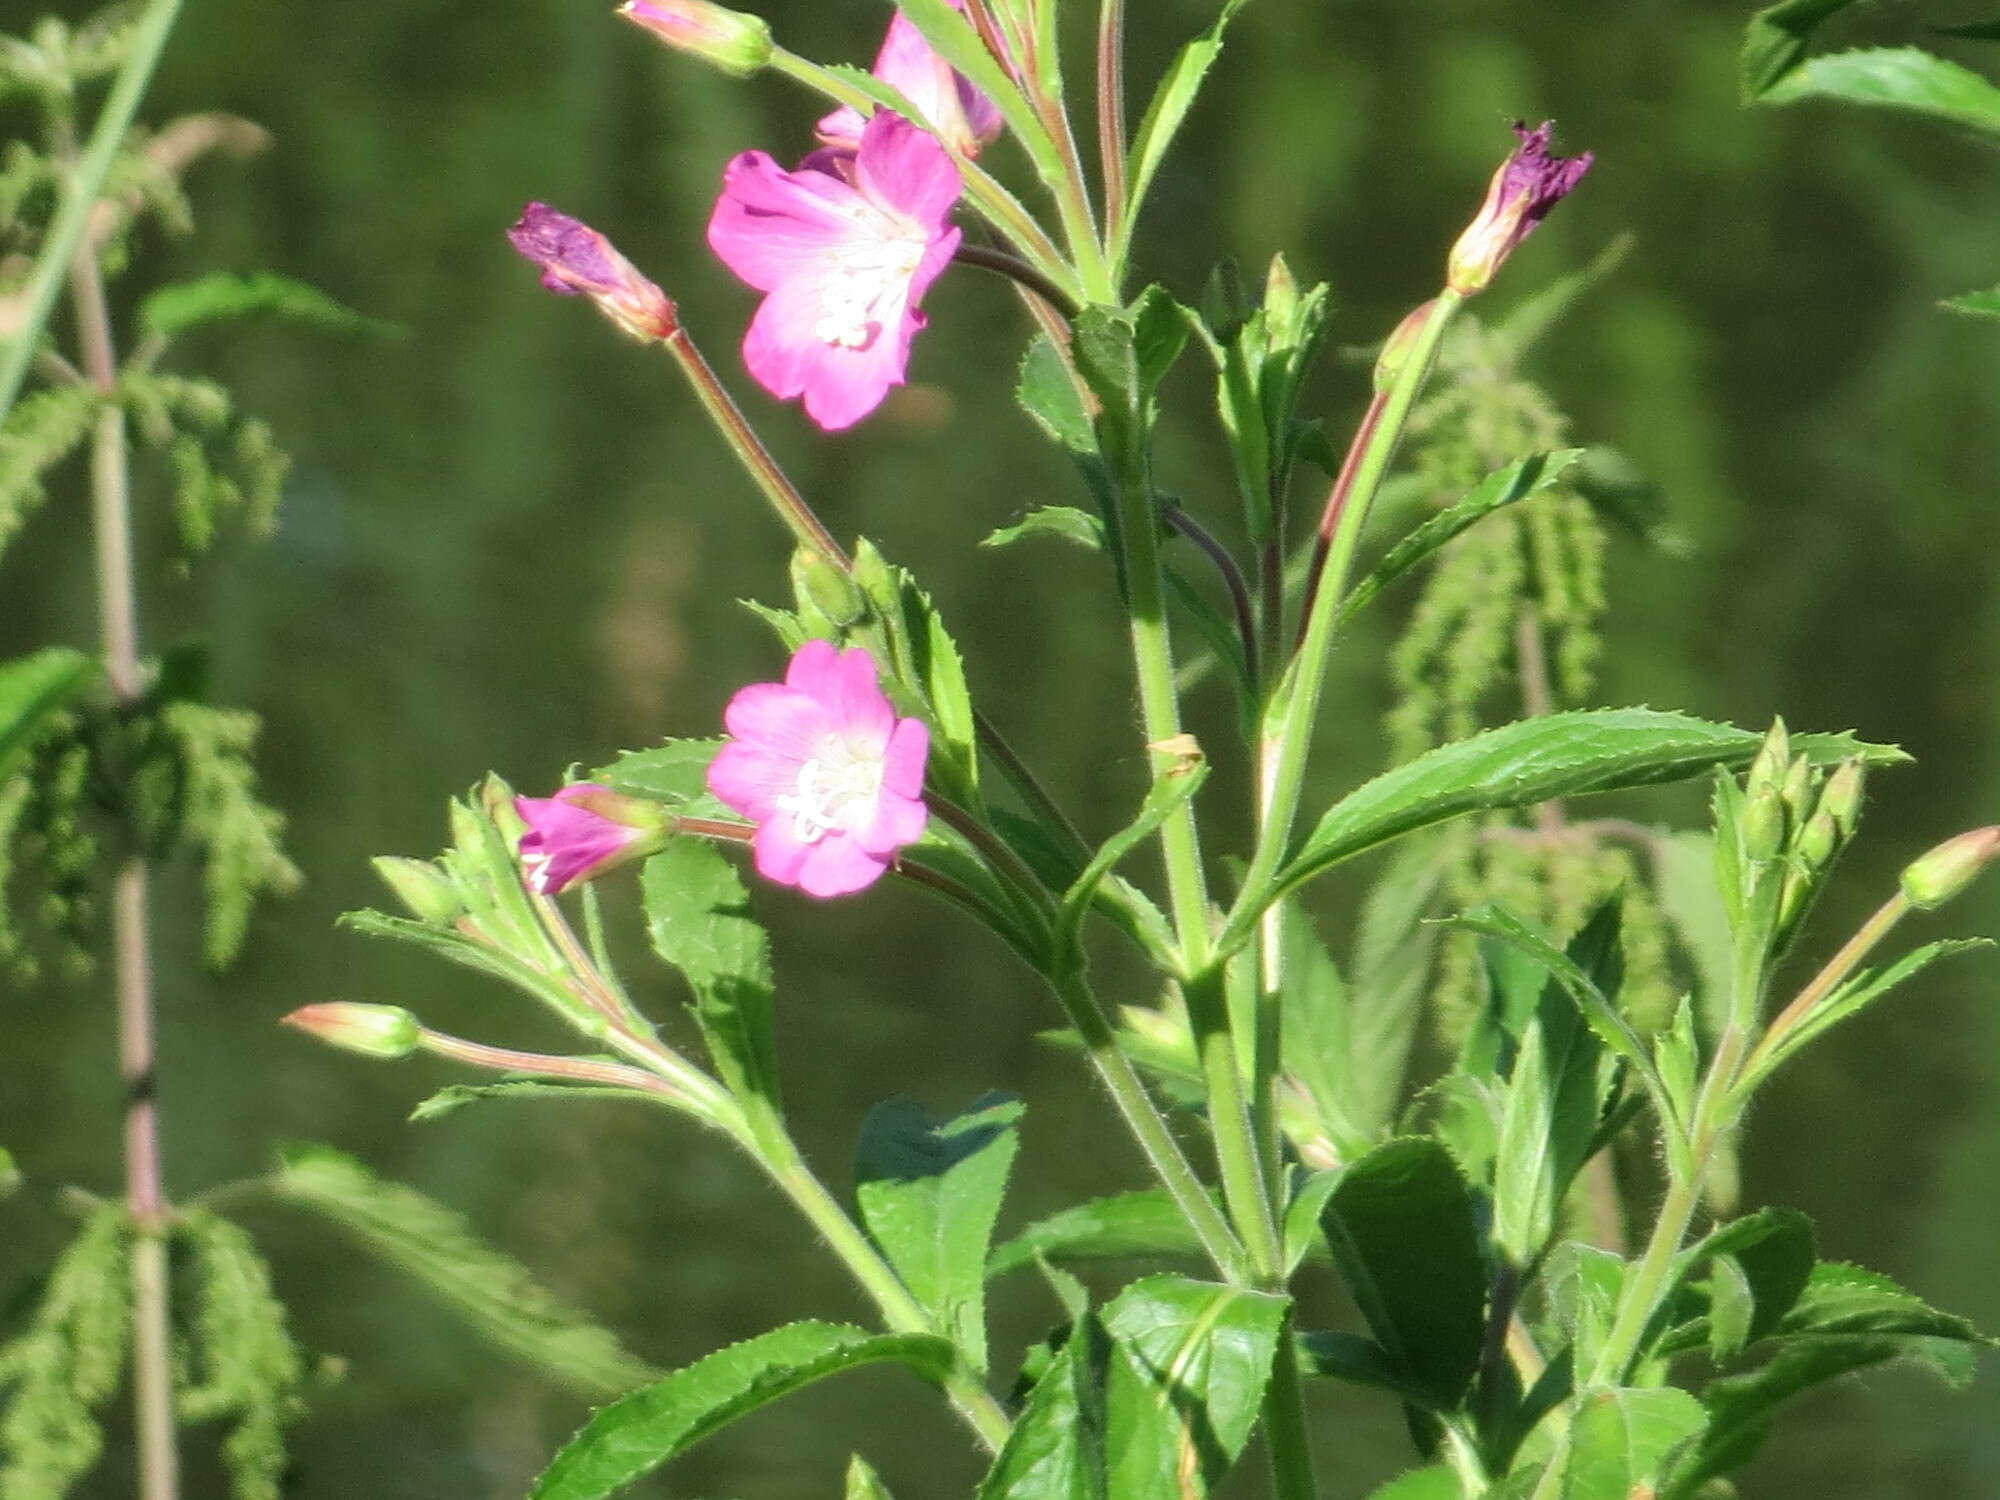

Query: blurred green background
left=5, top=0, right=2000, bottom=1495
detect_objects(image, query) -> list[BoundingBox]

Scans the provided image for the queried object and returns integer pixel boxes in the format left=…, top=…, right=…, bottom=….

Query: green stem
left=1049, top=970, right=1251, bottom=1283
left=1221, top=291, right=1464, bottom=961
left=1262, top=1309, right=1321, bottom=1500
left=1096, top=0, right=1128, bottom=237
left=0, top=0, right=185, bottom=423
left=1739, top=891, right=1911, bottom=1085
left=1185, top=968, right=1282, bottom=1281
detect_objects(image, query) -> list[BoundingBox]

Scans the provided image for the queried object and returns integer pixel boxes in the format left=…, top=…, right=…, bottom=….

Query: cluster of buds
left=1733, top=721, right=1866, bottom=951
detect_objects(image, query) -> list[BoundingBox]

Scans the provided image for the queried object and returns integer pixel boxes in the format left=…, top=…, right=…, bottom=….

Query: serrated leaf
left=1276, top=711, right=1902, bottom=909
left=595, top=738, right=729, bottom=819
left=987, top=1189, right=1206, bottom=1279
left=1776, top=1260, right=1986, bottom=1342
left=983, top=505, right=1105, bottom=551
left=409, top=1078, right=647, bottom=1122
left=1361, top=1466, right=1461, bottom=1500
left=139, top=270, right=389, bottom=342
left=1943, top=285, right=2000, bottom=319
left=0, top=648, right=90, bottom=775
left=1541, top=1242, right=1628, bottom=1387
left=1741, top=0, right=1870, bottom=99
left=640, top=840, right=777, bottom=1105
left=1318, top=1139, right=1486, bottom=1410
left=1750, top=938, right=1994, bottom=1083
left=1015, top=337, right=1095, bottom=454
left=1334, top=451, right=1585, bottom=627
left=978, top=1314, right=1108, bottom=1500
left=1344, top=835, right=1448, bottom=1138
left=1566, top=1385, right=1707, bottom=1500
left=272, top=1143, right=655, bottom=1397
left=1762, top=46, right=2000, bottom=132
left=1275, top=907, right=1372, bottom=1166
left=855, top=1094, right=1022, bottom=1372
left=531, top=1321, right=953, bottom=1500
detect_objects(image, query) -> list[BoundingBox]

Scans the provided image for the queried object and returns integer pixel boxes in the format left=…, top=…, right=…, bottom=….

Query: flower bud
left=619, top=0, right=772, bottom=77
left=790, top=548, right=867, bottom=632
left=1745, top=719, right=1790, bottom=805
left=1263, top=253, right=1301, bottom=337
left=1446, top=121, right=1594, bottom=297
left=1900, top=826, right=2000, bottom=910
left=1779, top=757, right=1814, bottom=825
left=507, top=204, right=679, bottom=342
left=515, top=784, right=674, bottom=896
left=1818, top=757, right=1866, bottom=841
left=1373, top=299, right=1438, bottom=393
left=283, top=1002, right=423, bottom=1060
left=1740, top=784, right=1788, bottom=865
left=1796, top=808, right=1840, bottom=871
left=371, top=856, right=460, bottom=926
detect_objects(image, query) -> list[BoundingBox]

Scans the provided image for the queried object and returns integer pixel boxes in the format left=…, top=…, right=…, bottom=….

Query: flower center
left=814, top=233, right=927, bottom=350
left=776, top=736, right=886, bottom=843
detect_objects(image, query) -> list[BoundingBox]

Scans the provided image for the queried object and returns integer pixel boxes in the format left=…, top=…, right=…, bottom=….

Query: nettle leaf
left=138, top=270, right=390, bottom=343
left=641, top=840, right=777, bottom=1105
left=987, top=1188, right=1207, bottom=1279
left=1318, top=1139, right=1487, bottom=1410
left=272, top=1144, right=656, bottom=1398
left=1741, top=0, right=1871, bottom=99
left=1943, top=285, right=2000, bottom=320
left=1335, top=451, right=1586, bottom=627
left=0, top=648, right=90, bottom=774
left=0, top=1203, right=131, bottom=1500
left=984, top=506, right=1105, bottom=552
left=595, top=738, right=729, bottom=820
left=1565, top=1385, right=1707, bottom=1500
left=1762, top=46, right=2000, bottom=133
left=979, top=1314, right=1109, bottom=1500
left=532, top=1322, right=954, bottom=1500
left=1276, top=710, right=1904, bottom=905
left=854, top=1094, right=1023, bottom=1372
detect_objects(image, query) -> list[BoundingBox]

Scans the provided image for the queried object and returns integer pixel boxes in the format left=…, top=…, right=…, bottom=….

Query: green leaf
left=532, top=1322, right=953, bottom=1500
left=854, top=1094, right=1023, bottom=1372
left=1335, top=451, right=1586, bottom=628
left=1776, top=1260, right=1986, bottom=1342
left=1762, top=46, right=2000, bottom=132
left=845, top=1453, right=895, bottom=1500
left=1566, top=1385, right=1707, bottom=1500
left=1749, top=938, right=1994, bottom=1083
left=1100, top=1275, right=1290, bottom=1482
left=1274, top=710, right=1903, bottom=907
left=1362, top=1466, right=1462, bottom=1500
left=0, top=648, right=89, bottom=776
left=1053, top=753, right=1209, bottom=960
left=1344, top=835, right=1449, bottom=1137
left=1295, top=1330, right=1437, bottom=1407
left=1741, top=0, right=1871, bottom=99
left=1119, top=1, right=1250, bottom=255
left=1317, top=1139, right=1486, bottom=1410
left=983, top=506, right=1105, bottom=551
left=1661, top=1207, right=1817, bottom=1359
left=889, top=0, right=1062, bottom=179
left=1014, top=337, right=1095, bottom=454
left=595, top=738, right=729, bottom=818
left=1540, top=1242, right=1629, bottom=1388
left=1274, top=907, right=1371, bottom=1165
left=408, top=1078, right=650, bottom=1122
left=987, top=1189, right=1206, bottom=1279
left=1943, top=285, right=2000, bottom=320
left=978, top=1315, right=1108, bottom=1500
left=272, top=1143, right=656, bottom=1397
left=139, top=270, right=391, bottom=343
left=641, top=840, right=777, bottom=1105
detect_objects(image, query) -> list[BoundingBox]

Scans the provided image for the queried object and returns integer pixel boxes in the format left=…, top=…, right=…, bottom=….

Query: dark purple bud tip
left=1503, top=121, right=1594, bottom=231
left=1446, top=120, right=1594, bottom=296
left=506, top=203, right=678, bottom=339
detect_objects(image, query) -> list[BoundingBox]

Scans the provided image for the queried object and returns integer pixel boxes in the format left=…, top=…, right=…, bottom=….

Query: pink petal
left=853, top=788, right=928, bottom=858
left=752, top=817, right=813, bottom=885
left=854, top=112, right=963, bottom=227
left=743, top=281, right=919, bottom=431
left=721, top=681, right=831, bottom=761
left=880, top=716, right=930, bottom=799
left=706, top=741, right=799, bottom=822
left=708, top=151, right=862, bottom=291
left=829, top=646, right=895, bottom=740
left=797, top=833, right=893, bottom=897
left=784, top=638, right=844, bottom=697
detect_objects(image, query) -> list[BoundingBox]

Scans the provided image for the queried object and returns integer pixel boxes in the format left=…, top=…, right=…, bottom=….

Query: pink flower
left=515, top=785, right=671, bottom=895
left=1446, top=121, right=1593, bottom=296
left=707, top=641, right=929, bottom=897
left=507, top=203, right=679, bottom=340
left=816, top=0, right=1004, bottom=159
left=708, top=111, right=963, bottom=431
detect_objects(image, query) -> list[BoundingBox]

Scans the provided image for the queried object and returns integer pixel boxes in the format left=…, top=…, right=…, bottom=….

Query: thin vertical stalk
left=71, top=190, right=179, bottom=1500
left=0, top=0, right=185, bottom=422
left=1095, top=0, right=1128, bottom=234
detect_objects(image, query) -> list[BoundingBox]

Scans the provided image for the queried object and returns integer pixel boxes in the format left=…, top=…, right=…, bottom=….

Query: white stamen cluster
left=776, top=737, right=886, bottom=843
left=814, top=233, right=926, bottom=349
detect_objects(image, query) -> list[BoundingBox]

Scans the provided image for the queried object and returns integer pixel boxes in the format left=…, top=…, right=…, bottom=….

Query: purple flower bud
left=507, top=204, right=679, bottom=341
left=515, top=784, right=673, bottom=896
left=1446, top=121, right=1593, bottom=296
left=283, top=1002, right=424, bottom=1060
left=619, top=0, right=772, bottom=78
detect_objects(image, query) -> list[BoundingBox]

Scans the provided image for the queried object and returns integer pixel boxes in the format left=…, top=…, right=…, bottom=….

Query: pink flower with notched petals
left=708, top=111, right=963, bottom=431
left=816, top=0, right=1003, bottom=159
left=707, top=641, right=929, bottom=898
left=515, top=785, right=670, bottom=895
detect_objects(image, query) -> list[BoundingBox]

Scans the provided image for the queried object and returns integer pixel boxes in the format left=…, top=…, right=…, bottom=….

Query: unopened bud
left=1900, top=826, right=2000, bottom=910
left=1263, top=253, right=1301, bottom=333
left=371, top=856, right=460, bottom=926
left=791, top=548, right=867, bottom=631
left=1745, top=719, right=1790, bottom=804
left=1373, top=299, right=1437, bottom=393
left=619, top=0, right=772, bottom=76
left=515, top=784, right=673, bottom=895
left=1796, top=808, right=1840, bottom=871
left=1819, top=758, right=1866, bottom=841
left=1445, top=120, right=1593, bottom=296
left=1779, top=757, right=1814, bottom=824
left=283, top=1002, right=423, bottom=1060
left=1741, top=786, right=1788, bottom=864
left=507, top=203, right=679, bottom=342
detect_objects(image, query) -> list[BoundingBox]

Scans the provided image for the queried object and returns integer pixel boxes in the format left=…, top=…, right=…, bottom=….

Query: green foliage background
left=4, top=0, right=2000, bottom=1495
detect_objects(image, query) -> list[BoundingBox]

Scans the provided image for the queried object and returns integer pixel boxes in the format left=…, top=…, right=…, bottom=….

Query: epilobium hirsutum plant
left=300, top=2, right=1993, bottom=1496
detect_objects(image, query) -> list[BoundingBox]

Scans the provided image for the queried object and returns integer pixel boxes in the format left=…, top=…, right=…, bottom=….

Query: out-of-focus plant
left=294, top=2, right=1994, bottom=1497
left=0, top=6, right=671, bottom=1497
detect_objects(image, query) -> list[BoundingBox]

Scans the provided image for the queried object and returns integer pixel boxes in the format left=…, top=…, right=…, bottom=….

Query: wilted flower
left=514, top=784, right=672, bottom=895
left=815, top=0, right=1003, bottom=159
left=707, top=640, right=929, bottom=897
left=1445, top=121, right=1593, bottom=296
left=618, top=0, right=772, bottom=77
left=507, top=203, right=679, bottom=340
left=708, top=111, right=963, bottom=430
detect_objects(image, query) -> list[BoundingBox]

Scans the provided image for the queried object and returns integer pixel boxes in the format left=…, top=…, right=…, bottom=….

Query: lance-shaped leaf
left=0, top=647, right=90, bottom=774
left=855, top=1094, right=1023, bottom=1372
left=531, top=1322, right=955, bottom=1500
left=641, top=839, right=777, bottom=1106
left=1655, top=1207, right=1816, bottom=1360
left=1053, top=752, right=1209, bottom=962
left=1775, top=1260, right=1987, bottom=1342
left=1334, top=450, right=1585, bottom=628
left=271, top=1144, right=655, bottom=1397
left=987, top=1188, right=1207, bottom=1279
left=1564, top=1385, right=1707, bottom=1500
left=139, top=271, right=391, bottom=343
left=984, top=506, right=1104, bottom=552
left=1317, top=1139, right=1487, bottom=1410
left=1270, top=711, right=1903, bottom=910
left=1761, top=46, right=2000, bottom=133
left=1117, top=0, right=1251, bottom=259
